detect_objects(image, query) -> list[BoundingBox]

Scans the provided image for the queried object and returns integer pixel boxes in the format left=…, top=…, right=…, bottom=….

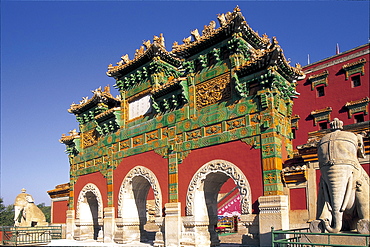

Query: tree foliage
left=37, top=203, right=51, bottom=223
left=0, top=198, right=14, bottom=226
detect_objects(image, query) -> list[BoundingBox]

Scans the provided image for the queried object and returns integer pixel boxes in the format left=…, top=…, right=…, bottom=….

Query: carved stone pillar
left=164, top=202, right=181, bottom=247
left=258, top=195, right=289, bottom=247
left=66, top=210, right=75, bottom=240
left=103, top=207, right=115, bottom=243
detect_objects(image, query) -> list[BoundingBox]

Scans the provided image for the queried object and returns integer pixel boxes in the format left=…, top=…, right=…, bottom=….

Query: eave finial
left=153, top=33, right=165, bottom=47
left=143, top=40, right=151, bottom=49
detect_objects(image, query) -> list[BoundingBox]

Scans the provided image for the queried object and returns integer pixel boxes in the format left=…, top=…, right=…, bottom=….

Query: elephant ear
left=356, top=134, right=365, bottom=159
left=25, top=195, right=34, bottom=203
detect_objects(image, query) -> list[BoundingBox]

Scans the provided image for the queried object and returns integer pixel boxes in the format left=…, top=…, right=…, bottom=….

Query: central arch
left=117, top=166, right=163, bottom=243
left=185, top=159, right=252, bottom=245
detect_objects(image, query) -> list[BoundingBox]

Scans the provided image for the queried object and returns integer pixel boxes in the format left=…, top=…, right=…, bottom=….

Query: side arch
left=117, top=166, right=163, bottom=218
left=186, top=159, right=252, bottom=216
left=76, top=183, right=103, bottom=219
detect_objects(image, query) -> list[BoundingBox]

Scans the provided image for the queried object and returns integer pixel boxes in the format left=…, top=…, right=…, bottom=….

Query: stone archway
left=75, top=183, right=104, bottom=241
left=185, top=160, right=252, bottom=246
left=116, top=166, right=163, bottom=244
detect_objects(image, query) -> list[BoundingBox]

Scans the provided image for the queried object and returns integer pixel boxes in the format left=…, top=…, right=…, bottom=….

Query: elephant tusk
left=340, top=174, right=353, bottom=212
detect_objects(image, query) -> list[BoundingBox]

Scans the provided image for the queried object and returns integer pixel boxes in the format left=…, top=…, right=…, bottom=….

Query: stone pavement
left=48, top=239, right=152, bottom=246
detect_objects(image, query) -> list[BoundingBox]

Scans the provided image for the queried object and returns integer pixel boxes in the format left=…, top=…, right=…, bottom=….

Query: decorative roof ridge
left=60, top=129, right=80, bottom=144
left=342, top=57, right=367, bottom=69
left=171, top=6, right=270, bottom=56
left=107, top=35, right=182, bottom=77
left=95, top=107, right=120, bottom=121
left=68, top=86, right=120, bottom=114
left=345, top=97, right=370, bottom=107
left=171, top=22, right=225, bottom=53
left=311, top=106, right=332, bottom=115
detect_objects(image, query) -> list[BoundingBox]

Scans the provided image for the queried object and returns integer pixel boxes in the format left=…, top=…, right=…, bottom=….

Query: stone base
left=306, top=233, right=369, bottom=246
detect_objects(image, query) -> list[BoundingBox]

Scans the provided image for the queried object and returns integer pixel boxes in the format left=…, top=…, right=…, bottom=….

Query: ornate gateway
left=60, top=6, right=304, bottom=246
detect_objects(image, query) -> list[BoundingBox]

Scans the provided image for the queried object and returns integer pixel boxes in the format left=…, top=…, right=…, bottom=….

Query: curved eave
left=236, top=48, right=304, bottom=81
left=235, top=49, right=279, bottom=77
left=107, top=43, right=183, bottom=79
left=151, top=78, right=185, bottom=98
left=68, top=93, right=120, bottom=115
left=95, top=107, right=120, bottom=122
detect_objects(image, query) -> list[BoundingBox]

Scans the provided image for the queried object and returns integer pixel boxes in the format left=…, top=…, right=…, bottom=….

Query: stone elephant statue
left=14, top=189, right=48, bottom=227
left=310, top=118, right=369, bottom=234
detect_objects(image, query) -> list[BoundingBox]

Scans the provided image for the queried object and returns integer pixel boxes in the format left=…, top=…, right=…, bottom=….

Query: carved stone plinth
left=114, top=218, right=141, bottom=244
left=66, top=210, right=75, bottom=240
left=258, top=195, right=289, bottom=247
left=103, top=207, right=115, bottom=243
left=164, top=202, right=182, bottom=247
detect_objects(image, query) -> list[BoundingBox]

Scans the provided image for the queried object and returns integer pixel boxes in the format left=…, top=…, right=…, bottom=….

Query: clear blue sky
left=1, top=1, right=369, bottom=206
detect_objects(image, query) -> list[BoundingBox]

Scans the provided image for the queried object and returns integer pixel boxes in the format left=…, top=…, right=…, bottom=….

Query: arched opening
left=85, top=192, right=100, bottom=240
left=117, top=166, right=162, bottom=244
left=132, top=176, right=154, bottom=242
left=76, top=183, right=103, bottom=241
left=186, top=160, right=251, bottom=246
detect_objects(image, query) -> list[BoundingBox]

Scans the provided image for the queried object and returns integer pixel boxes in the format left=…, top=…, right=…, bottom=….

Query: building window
left=351, top=75, right=361, bottom=87
left=311, top=107, right=332, bottom=127
left=354, top=114, right=365, bottom=123
left=319, top=121, right=328, bottom=130
left=345, top=97, right=369, bottom=119
left=316, top=86, right=325, bottom=97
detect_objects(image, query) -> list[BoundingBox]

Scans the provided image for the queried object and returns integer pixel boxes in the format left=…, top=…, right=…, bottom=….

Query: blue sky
left=1, top=1, right=369, bottom=206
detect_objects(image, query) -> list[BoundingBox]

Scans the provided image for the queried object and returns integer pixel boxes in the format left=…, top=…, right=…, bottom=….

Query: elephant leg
left=310, top=178, right=329, bottom=233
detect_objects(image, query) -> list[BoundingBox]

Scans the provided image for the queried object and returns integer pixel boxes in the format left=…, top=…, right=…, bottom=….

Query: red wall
left=293, top=45, right=369, bottom=147
left=52, top=199, right=68, bottom=224
left=289, top=188, right=307, bottom=210
left=178, top=140, right=263, bottom=215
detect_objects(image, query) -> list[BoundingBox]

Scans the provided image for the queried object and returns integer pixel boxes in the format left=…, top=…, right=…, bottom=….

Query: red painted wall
left=114, top=150, right=169, bottom=215
left=52, top=199, right=68, bottom=224
left=73, top=172, right=108, bottom=210
left=289, top=188, right=307, bottom=210
left=178, top=140, right=263, bottom=215
left=293, top=45, right=369, bottom=147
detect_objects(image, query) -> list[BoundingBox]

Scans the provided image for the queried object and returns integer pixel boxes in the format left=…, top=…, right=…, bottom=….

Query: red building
left=293, top=43, right=369, bottom=147
left=284, top=43, right=369, bottom=228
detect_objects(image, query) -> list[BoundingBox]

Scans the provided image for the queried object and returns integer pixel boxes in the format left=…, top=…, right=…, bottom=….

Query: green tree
left=37, top=203, right=51, bottom=223
left=0, top=198, right=14, bottom=226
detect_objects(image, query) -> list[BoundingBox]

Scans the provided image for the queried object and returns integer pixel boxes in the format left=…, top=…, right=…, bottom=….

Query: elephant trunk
left=323, top=165, right=353, bottom=233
